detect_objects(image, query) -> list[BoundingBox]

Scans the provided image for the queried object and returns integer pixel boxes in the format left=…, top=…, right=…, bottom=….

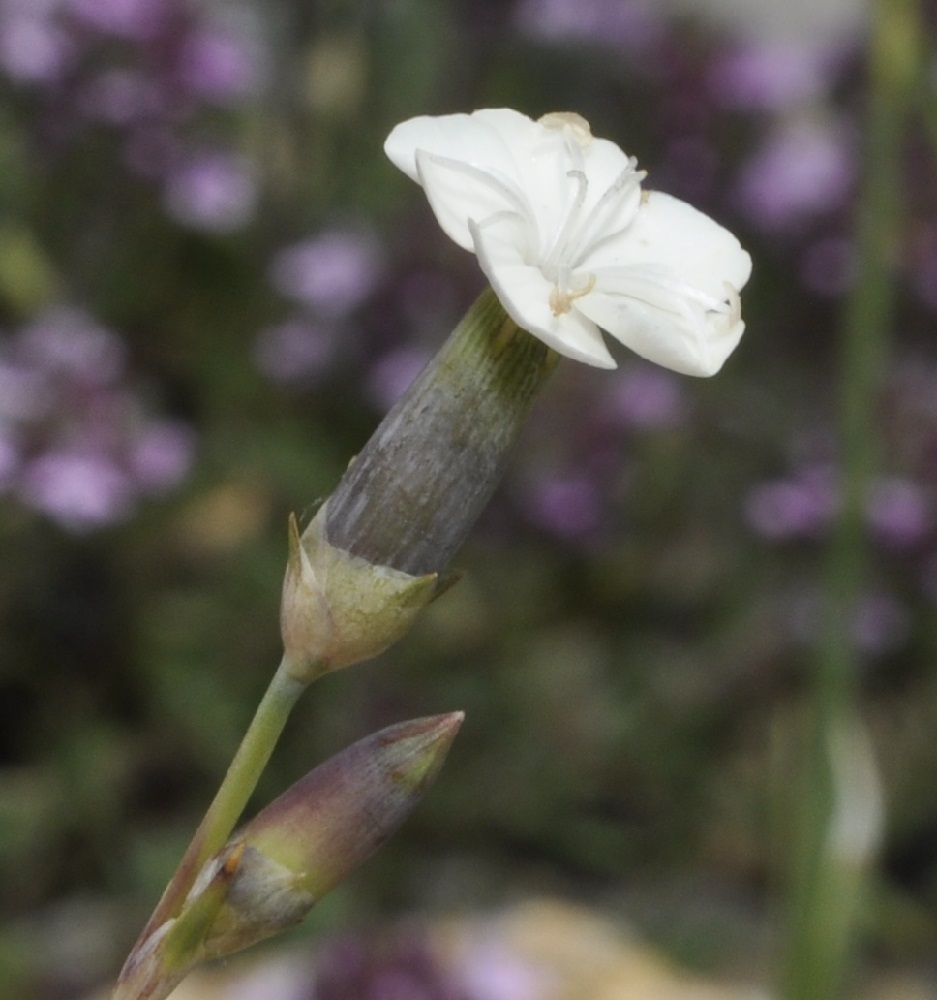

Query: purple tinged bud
left=242, top=713, right=462, bottom=896
left=196, top=714, right=463, bottom=959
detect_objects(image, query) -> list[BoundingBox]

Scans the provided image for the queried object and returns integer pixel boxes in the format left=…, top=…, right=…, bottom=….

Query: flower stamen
left=550, top=272, right=596, bottom=316
left=543, top=169, right=590, bottom=273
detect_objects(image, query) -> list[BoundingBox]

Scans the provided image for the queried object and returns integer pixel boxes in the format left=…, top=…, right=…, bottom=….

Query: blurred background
left=2, top=0, right=937, bottom=997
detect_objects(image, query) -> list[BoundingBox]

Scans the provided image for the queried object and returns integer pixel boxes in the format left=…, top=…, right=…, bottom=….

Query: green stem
left=120, top=657, right=308, bottom=965
left=782, top=1, right=920, bottom=998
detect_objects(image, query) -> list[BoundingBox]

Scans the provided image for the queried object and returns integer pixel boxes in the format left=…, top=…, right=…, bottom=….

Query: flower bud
left=195, top=713, right=463, bottom=960
left=280, top=504, right=439, bottom=681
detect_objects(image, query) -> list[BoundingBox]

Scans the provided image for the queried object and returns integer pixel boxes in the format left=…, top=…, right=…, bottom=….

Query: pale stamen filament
left=549, top=271, right=596, bottom=316
left=542, top=169, right=589, bottom=273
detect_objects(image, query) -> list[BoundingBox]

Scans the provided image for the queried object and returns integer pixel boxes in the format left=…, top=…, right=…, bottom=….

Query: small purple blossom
left=66, top=0, right=169, bottom=41
left=18, top=307, right=126, bottom=385
left=527, top=473, right=603, bottom=539
left=19, top=450, right=135, bottom=532
left=254, top=319, right=334, bottom=386
left=129, top=421, right=195, bottom=492
left=0, top=306, right=196, bottom=531
left=745, top=466, right=839, bottom=541
left=311, top=931, right=462, bottom=1000
left=0, top=8, right=73, bottom=85
left=269, top=229, right=383, bottom=316
left=708, top=41, right=834, bottom=111
left=513, top=0, right=664, bottom=53
left=0, top=360, right=51, bottom=421
left=176, top=26, right=257, bottom=104
left=735, top=119, right=855, bottom=232
left=163, top=150, right=257, bottom=233
left=866, top=477, right=931, bottom=550
left=600, top=364, right=687, bottom=431
left=452, top=937, right=543, bottom=1000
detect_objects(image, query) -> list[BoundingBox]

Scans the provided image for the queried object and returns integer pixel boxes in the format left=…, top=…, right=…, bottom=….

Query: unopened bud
left=280, top=504, right=439, bottom=681
left=194, top=712, right=463, bottom=960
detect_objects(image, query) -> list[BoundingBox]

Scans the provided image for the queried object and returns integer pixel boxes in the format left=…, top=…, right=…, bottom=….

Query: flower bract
left=385, top=108, right=752, bottom=374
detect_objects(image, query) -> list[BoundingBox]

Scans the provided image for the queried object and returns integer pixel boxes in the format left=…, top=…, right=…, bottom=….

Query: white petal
left=584, top=190, right=752, bottom=297
left=384, top=110, right=532, bottom=186
left=576, top=268, right=745, bottom=376
left=471, top=216, right=616, bottom=369
left=415, top=150, right=533, bottom=252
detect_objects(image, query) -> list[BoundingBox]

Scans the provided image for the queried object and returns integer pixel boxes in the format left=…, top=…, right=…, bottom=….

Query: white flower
left=385, top=108, right=753, bottom=374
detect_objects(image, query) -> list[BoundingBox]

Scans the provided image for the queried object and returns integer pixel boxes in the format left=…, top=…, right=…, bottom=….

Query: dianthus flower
left=385, top=108, right=752, bottom=374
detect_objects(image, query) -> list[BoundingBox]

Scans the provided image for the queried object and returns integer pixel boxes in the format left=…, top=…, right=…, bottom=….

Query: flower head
left=385, top=108, right=752, bottom=374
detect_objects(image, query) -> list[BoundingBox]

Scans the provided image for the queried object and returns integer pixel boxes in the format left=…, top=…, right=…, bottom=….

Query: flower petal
left=415, top=150, right=533, bottom=252
left=576, top=266, right=745, bottom=376
left=584, top=190, right=752, bottom=297
left=384, top=110, right=532, bottom=186
left=471, top=215, right=616, bottom=369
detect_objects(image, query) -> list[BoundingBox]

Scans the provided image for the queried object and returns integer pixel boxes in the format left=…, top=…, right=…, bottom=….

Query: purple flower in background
left=527, top=472, right=603, bottom=539
left=18, top=307, right=126, bottom=385
left=709, top=41, right=834, bottom=111
left=0, top=5, right=73, bottom=84
left=66, top=0, right=168, bottom=41
left=452, top=937, right=543, bottom=1000
left=254, top=319, right=334, bottom=386
left=0, top=306, right=196, bottom=531
left=601, top=364, right=687, bottom=431
left=269, top=229, right=383, bottom=316
left=736, top=119, right=854, bottom=232
left=130, top=421, right=195, bottom=492
left=163, top=150, right=257, bottom=232
left=176, top=25, right=257, bottom=103
left=866, top=477, right=931, bottom=550
left=312, top=931, right=461, bottom=1000
left=745, top=465, right=839, bottom=541
left=514, top=0, right=663, bottom=53
left=19, top=451, right=135, bottom=531
left=0, top=359, right=51, bottom=421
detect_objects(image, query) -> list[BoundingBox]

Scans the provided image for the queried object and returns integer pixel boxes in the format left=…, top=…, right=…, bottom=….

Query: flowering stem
left=781, top=1, right=921, bottom=997
left=119, top=657, right=308, bottom=970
